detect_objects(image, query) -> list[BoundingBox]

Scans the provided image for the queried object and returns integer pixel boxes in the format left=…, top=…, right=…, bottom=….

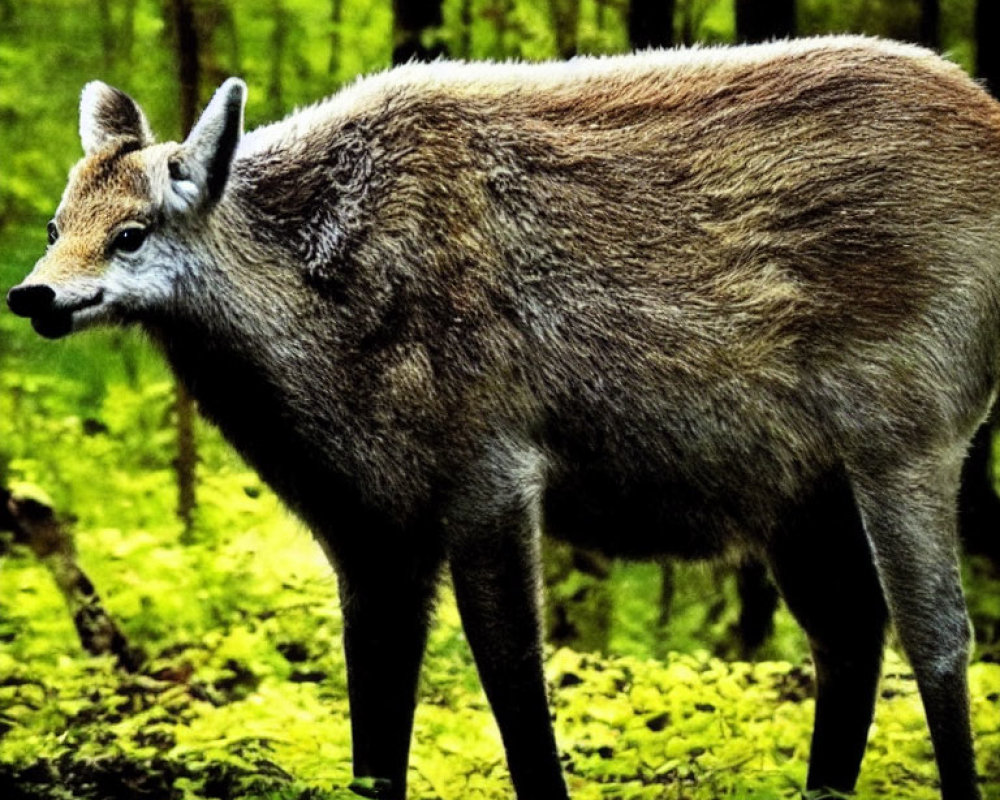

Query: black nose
left=7, top=284, right=56, bottom=318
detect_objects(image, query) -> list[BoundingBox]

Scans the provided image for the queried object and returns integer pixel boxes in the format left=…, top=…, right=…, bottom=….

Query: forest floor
left=1, top=474, right=999, bottom=800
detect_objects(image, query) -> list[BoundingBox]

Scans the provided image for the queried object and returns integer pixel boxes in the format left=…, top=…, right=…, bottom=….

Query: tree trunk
left=549, top=0, right=581, bottom=60
left=192, top=0, right=237, bottom=96
left=629, top=0, right=674, bottom=50
left=329, top=0, right=343, bottom=75
left=204, top=1, right=241, bottom=87
left=919, top=0, right=939, bottom=51
left=169, top=0, right=201, bottom=538
left=171, top=0, right=201, bottom=132
left=268, top=0, right=288, bottom=117
left=735, top=0, right=795, bottom=44
left=978, top=0, right=1000, bottom=98
left=392, top=0, right=446, bottom=65
left=678, top=0, right=700, bottom=47
left=459, top=0, right=472, bottom=59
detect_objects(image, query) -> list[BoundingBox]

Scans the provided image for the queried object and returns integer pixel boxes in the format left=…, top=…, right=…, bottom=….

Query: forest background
left=1, top=0, right=1000, bottom=798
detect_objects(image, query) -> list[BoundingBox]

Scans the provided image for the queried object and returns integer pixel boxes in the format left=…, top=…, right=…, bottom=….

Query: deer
left=8, top=36, right=997, bottom=800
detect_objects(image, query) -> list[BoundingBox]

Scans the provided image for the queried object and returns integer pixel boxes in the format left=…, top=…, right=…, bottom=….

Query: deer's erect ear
left=80, top=82, right=154, bottom=156
left=167, top=78, right=246, bottom=211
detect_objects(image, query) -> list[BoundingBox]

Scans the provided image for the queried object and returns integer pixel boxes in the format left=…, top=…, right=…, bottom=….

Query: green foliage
left=3, top=556, right=1000, bottom=800
left=608, top=561, right=808, bottom=663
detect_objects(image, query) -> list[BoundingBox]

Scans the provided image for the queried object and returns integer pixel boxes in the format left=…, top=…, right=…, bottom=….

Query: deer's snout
left=7, top=284, right=56, bottom=318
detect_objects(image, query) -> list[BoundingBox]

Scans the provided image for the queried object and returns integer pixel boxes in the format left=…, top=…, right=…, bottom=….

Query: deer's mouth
left=31, top=310, right=74, bottom=339
left=26, top=290, right=105, bottom=340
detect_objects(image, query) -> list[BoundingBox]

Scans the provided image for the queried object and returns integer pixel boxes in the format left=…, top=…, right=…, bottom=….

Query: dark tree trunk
left=169, top=0, right=201, bottom=538
left=679, top=0, right=692, bottom=46
left=596, top=0, right=609, bottom=34
left=735, top=0, right=795, bottom=44
left=919, top=0, right=940, bottom=51
left=189, top=0, right=238, bottom=99
left=268, top=0, right=288, bottom=117
left=459, top=0, right=471, bottom=58
left=207, top=1, right=242, bottom=88
left=550, top=0, right=581, bottom=59
left=171, top=0, right=201, bottom=132
left=978, top=0, right=1000, bottom=98
left=329, top=0, right=343, bottom=74
left=678, top=0, right=707, bottom=47
left=628, top=0, right=674, bottom=50
left=392, top=0, right=446, bottom=65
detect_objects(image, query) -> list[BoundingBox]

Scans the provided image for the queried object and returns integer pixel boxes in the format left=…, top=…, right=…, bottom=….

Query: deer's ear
left=80, top=82, right=154, bottom=155
left=167, top=78, right=246, bottom=211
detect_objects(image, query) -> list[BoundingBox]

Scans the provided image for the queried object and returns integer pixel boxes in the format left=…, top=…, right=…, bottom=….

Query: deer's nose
left=7, top=284, right=56, bottom=318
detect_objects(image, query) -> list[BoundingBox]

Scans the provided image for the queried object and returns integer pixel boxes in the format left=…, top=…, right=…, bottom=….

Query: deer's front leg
left=337, top=541, right=441, bottom=800
left=443, top=443, right=570, bottom=800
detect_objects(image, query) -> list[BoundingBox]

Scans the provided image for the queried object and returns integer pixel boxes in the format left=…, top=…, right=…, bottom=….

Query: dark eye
left=111, top=226, right=148, bottom=253
left=46, top=220, right=58, bottom=246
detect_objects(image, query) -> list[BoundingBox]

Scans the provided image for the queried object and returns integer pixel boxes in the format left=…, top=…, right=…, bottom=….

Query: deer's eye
left=111, top=226, right=148, bottom=254
left=46, top=220, right=58, bottom=246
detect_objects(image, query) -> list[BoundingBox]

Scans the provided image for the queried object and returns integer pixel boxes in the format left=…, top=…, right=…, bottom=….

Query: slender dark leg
left=735, top=559, right=780, bottom=658
left=768, top=475, right=888, bottom=798
left=336, top=543, right=441, bottom=800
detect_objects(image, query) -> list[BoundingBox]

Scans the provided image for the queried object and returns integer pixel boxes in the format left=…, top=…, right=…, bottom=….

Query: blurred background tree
left=735, top=0, right=795, bottom=41
left=393, top=0, right=446, bottom=63
left=979, top=0, right=998, bottom=96
left=628, top=0, right=674, bottom=49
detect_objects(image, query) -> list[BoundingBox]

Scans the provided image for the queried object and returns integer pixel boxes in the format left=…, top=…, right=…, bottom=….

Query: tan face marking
left=43, top=140, right=153, bottom=281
